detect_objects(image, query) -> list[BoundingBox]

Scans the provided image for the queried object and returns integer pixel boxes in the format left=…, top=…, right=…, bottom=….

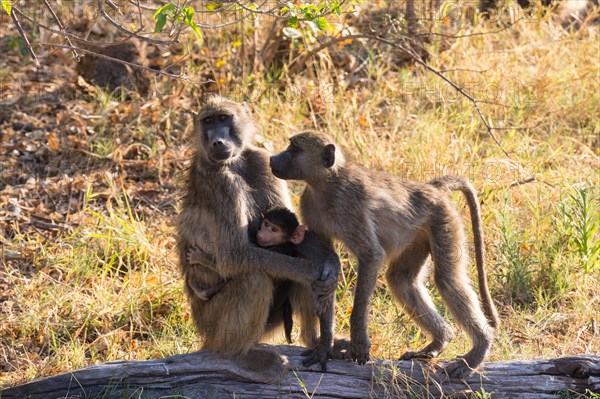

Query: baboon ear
left=290, top=225, right=306, bottom=245
left=323, top=144, right=336, bottom=168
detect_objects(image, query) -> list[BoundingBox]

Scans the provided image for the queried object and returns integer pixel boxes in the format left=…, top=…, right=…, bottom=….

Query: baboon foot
left=399, top=341, right=447, bottom=361
left=302, top=342, right=332, bottom=371
left=331, top=338, right=352, bottom=360
left=399, top=335, right=452, bottom=362
left=399, top=350, right=438, bottom=361
left=348, top=334, right=371, bottom=365
left=237, top=347, right=289, bottom=383
left=444, top=357, right=476, bottom=378
left=444, top=349, right=486, bottom=378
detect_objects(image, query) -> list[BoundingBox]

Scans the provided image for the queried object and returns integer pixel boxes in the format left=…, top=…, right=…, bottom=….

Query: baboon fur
left=176, top=99, right=338, bottom=381
left=270, top=131, right=500, bottom=378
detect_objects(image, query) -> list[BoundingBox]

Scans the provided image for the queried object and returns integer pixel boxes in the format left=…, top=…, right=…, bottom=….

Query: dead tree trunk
left=2, top=345, right=598, bottom=399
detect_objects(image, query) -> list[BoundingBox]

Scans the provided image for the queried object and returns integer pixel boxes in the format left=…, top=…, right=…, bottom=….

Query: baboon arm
left=294, top=233, right=341, bottom=297
left=187, top=246, right=216, bottom=268
left=218, top=244, right=321, bottom=283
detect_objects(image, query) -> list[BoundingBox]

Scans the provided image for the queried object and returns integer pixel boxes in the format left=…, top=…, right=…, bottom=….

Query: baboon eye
left=202, top=116, right=213, bottom=124
left=218, top=114, right=230, bottom=121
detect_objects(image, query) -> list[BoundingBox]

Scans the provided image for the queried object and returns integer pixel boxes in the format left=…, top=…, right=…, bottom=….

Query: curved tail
left=429, top=175, right=500, bottom=330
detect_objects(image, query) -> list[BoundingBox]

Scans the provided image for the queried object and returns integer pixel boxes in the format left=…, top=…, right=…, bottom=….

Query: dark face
left=198, top=112, right=241, bottom=163
left=270, top=133, right=336, bottom=181
left=270, top=143, right=300, bottom=180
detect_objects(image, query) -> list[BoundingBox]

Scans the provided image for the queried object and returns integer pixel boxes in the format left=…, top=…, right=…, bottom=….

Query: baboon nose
left=212, top=140, right=224, bottom=148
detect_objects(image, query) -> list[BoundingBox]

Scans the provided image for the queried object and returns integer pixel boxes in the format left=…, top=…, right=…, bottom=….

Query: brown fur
left=176, top=98, right=337, bottom=380
left=270, top=131, right=500, bottom=378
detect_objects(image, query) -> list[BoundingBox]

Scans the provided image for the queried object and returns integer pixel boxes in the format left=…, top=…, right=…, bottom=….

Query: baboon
left=270, top=131, right=500, bottom=378
left=255, top=207, right=310, bottom=345
left=188, top=206, right=339, bottom=350
left=176, top=97, right=339, bottom=381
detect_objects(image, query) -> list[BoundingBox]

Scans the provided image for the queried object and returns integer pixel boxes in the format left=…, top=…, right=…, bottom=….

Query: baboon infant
left=270, top=131, right=500, bottom=378
left=188, top=207, right=329, bottom=346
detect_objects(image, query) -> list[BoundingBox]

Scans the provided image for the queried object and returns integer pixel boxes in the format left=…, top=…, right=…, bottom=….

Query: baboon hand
left=302, top=342, right=333, bottom=372
left=187, top=246, right=216, bottom=269
left=312, top=259, right=340, bottom=297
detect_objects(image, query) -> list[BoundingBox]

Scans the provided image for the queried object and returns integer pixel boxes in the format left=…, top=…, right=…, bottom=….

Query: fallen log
left=2, top=345, right=598, bottom=399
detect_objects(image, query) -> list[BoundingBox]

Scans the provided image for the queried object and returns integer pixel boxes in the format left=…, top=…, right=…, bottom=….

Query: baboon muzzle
left=269, top=152, right=290, bottom=179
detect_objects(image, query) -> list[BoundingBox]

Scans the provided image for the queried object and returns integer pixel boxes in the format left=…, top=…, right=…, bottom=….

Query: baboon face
left=270, top=132, right=337, bottom=181
left=195, top=96, right=256, bottom=163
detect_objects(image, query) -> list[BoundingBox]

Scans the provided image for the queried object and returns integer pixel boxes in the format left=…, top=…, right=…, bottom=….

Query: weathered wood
left=2, top=346, right=598, bottom=399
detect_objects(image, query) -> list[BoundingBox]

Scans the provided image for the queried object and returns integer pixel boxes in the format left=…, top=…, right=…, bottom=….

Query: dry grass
left=1, top=2, right=598, bottom=390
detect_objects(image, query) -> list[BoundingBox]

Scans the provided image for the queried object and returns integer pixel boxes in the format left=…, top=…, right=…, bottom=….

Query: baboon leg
left=349, top=243, right=386, bottom=364
left=237, top=347, right=289, bottom=384
left=290, top=284, right=319, bottom=347
left=302, top=290, right=335, bottom=371
left=386, top=231, right=455, bottom=360
left=429, top=206, right=493, bottom=377
left=193, top=272, right=274, bottom=358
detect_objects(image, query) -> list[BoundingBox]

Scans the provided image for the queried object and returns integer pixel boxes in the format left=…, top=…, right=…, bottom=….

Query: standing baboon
left=177, top=98, right=339, bottom=381
left=270, top=131, right=500, bottom=378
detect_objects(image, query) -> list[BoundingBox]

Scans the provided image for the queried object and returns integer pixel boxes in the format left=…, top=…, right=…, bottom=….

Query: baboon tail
left=429, top=175, right=500, bottom=330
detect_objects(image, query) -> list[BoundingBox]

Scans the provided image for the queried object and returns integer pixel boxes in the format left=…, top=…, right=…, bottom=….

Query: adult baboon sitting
left=176, top=97, right=339, bottom=382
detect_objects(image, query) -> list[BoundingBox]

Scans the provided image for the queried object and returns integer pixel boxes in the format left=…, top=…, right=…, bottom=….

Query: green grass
left=1, top=2, right=599, bottom=390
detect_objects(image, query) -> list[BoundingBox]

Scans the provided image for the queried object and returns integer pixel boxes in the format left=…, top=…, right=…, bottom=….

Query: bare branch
left=34, top=42, right=211, bottom=85
left=14, top=7, right=142, bottom=47
left=99, top=5, right=179, bottom=45
left=134, top=0, right=145, bottom=30
left=41, top=0, right=80, bottom=60
left=10, top=11, right=39, bottom=67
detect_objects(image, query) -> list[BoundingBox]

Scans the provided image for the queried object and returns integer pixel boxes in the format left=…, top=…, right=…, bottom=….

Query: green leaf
left=206, top=2, right=220, bottom=11
left=154, top=13, right=167, bottom=33
left=180, top=6, right=201, bottom=38
left=182, top=6, right=194, bottom=23
left=316, top=16, right=328, bottom=30
left=2, top=0, right=12, bottom=15
left=153, top=3, right=175, bottom=20
left=288, top=15, right=299, bottom=28
left=187, top=20, right=202, bottom=38
left=280, top=6, right=290, bottom=15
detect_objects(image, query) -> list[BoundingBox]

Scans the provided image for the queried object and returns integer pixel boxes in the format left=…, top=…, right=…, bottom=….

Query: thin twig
left=14, top=7, right=137, bottom=47
left=100, top=6, right=179, bottom=45
left=10, top=10, right=39, bottom=67
left=84, top=0, right=104, bottom=41
left=135, top=0, right=145, bottom=30
left=126, top=0, right=158, bottom=11
left=34, top=42, right=211, bottom=84
left=41, top=0, right=80, bottom=60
